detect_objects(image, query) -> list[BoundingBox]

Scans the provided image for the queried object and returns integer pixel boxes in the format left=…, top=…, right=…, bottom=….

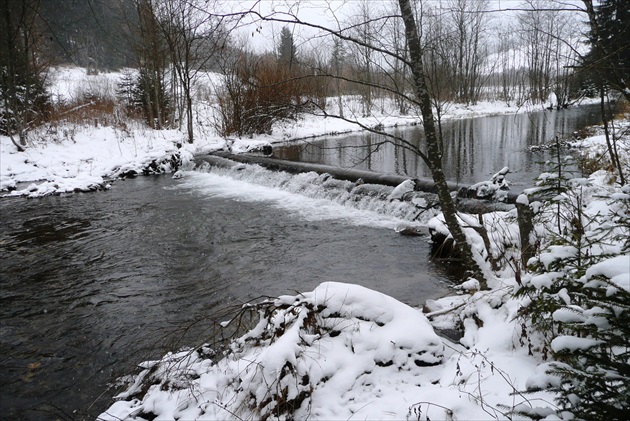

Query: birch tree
left=397, top=0, right=486, bottom=284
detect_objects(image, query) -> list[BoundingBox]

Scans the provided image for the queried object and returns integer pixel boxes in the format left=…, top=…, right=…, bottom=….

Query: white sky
left=220, top=0, right=586, bottom=53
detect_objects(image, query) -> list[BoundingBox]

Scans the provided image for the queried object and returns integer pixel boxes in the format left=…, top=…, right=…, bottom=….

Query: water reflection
left=275, top=104, right=602, bottom=186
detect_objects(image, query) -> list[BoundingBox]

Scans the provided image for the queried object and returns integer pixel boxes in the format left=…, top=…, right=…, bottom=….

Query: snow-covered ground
left=1, top=66, right=599, bottom=198
left=98, top=281, right=552, bottom=420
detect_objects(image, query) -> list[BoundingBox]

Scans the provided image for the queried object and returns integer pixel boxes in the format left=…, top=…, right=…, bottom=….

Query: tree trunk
left=600, top=87, right=626, bottom=186
left=397, top=0, right=487, bottom=287
left=186, top=83, right=194, bottom=143
left=516, top=200, right=535, bottom=270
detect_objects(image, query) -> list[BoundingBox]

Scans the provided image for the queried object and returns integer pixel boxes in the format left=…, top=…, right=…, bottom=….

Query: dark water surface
left=0, top=175, right=458, bottom=420
left=275, top=104, right=603, bottom=187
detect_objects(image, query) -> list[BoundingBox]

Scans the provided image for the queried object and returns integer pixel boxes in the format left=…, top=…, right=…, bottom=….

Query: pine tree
left=0, top=0, right=51, bottom=149
left=278, top=27, right=297, bottom=69
left=582, top=0, right=630, bottom=102
left=517, top=156, right=630, bottom=420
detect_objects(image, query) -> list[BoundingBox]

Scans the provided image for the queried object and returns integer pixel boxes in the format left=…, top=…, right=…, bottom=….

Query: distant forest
left=39, top=0, right=138, bottom=69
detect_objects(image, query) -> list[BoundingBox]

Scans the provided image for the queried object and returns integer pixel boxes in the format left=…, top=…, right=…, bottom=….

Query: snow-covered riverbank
left=97, top=164, right=629, bottom=420
left=92, top=106, right=626, bottom=420
left=0, top=99, right=597, bottom=198
left=1, top=66, right=601, bottom=198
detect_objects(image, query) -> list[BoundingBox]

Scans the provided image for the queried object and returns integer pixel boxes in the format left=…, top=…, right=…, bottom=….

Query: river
left=0, top=174, right=459, bottom=420
left=274, top=104, right=603, bottom=187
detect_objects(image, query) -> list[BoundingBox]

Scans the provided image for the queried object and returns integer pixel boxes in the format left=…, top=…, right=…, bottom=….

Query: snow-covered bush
left=100, top=282, right=445, bottom=420
left=516, top=169, right=630, bottom=419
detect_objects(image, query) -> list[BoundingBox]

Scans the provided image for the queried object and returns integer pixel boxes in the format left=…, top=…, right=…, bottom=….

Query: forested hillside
left=13, top=0, right=137, bottom=69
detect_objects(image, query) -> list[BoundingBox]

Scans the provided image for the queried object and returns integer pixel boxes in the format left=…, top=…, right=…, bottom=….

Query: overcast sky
left=223, top=0, right=586, bottom=53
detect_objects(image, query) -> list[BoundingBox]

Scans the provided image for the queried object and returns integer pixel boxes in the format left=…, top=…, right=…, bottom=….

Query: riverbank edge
left=0, top=97, right=605, bottom=199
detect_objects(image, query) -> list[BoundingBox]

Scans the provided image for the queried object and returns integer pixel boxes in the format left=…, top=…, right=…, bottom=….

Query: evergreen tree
left=517, top=157, right=630, bottom=420
left=278, top=26, right=297, bottom=69
left=582, top=0, right=630, bottom=102
left=0, top=0, right=51, bottom=149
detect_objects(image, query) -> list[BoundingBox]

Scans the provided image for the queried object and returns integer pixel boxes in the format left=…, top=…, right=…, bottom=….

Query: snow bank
left=99, top=281, right=557, bottom=421
left=0, top=124, right=225, bottom=197
left=99, top=282, right=448, bottom=420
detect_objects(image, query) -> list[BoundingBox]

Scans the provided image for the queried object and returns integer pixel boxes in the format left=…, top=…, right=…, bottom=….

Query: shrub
left=216, top=53, right=326, bottom=137
left=517, top=163, right=630, bottom=420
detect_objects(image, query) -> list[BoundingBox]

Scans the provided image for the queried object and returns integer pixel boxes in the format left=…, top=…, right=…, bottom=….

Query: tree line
left=2, top=1, right=628, bottom=144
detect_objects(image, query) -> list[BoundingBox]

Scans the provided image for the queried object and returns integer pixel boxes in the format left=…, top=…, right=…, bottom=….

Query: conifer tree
left=0, top=0, right=50, bottom=150
left=582, top=0, right=630, bottom=102
left=278, top=26, right=297, bottom=69
left=517, top=156, right=630, bottom=420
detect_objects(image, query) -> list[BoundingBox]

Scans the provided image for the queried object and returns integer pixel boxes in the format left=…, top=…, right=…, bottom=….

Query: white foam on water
left=174, top=165, right=431, bottom=230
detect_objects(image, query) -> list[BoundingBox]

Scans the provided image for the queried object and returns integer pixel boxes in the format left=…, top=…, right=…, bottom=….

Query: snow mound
left=98, top=282, right=445, bottom=420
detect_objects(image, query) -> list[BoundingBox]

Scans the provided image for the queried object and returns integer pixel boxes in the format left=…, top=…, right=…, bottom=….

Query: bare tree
left=382, top=0, right=411, bottom=115
left=495, top=24, right=525, bottom=106
left=154, top=0, right=229, bottom=143
left=517, top=0, right=581, bottom=106
left=347, top=0, right=376, bottom=117
left=397, top=0, right=486, bottom=284
left=447, top=0, right=491, bottom=105
left=0, top=0, right=50, bottom=150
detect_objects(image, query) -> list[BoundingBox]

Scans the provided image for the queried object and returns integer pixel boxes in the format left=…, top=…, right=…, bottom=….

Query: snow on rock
left=466, top=167, right=511, bottom=201
left=99, top=282, right=448, bottom=420
left=0, top=175, right=16, bottom=191
left=230, top=138, right=273, bottom=155
left=388, top=178, right=417, bottom=201
left=455, top=278, right=481, bottom=292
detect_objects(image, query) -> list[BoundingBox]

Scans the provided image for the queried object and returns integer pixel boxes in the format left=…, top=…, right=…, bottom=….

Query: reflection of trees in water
left=274, top=105, right=601, bottom=185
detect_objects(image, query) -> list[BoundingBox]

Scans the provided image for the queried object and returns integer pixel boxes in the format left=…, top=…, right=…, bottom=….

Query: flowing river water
left=0, top=105, right=603, bottom=419
left=0, top=174, right=461, bottom=420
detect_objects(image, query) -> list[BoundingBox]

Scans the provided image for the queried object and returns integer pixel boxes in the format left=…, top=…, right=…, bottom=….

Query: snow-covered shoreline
left=2, top=66, right=606, bottom=198
left=95, top=165, right=628, bottom=420
left=0, top=98, right=599, bottom=198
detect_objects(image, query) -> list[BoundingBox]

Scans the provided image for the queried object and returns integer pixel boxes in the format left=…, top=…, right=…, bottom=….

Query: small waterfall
left=186, top=161, right=441, bottom=228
